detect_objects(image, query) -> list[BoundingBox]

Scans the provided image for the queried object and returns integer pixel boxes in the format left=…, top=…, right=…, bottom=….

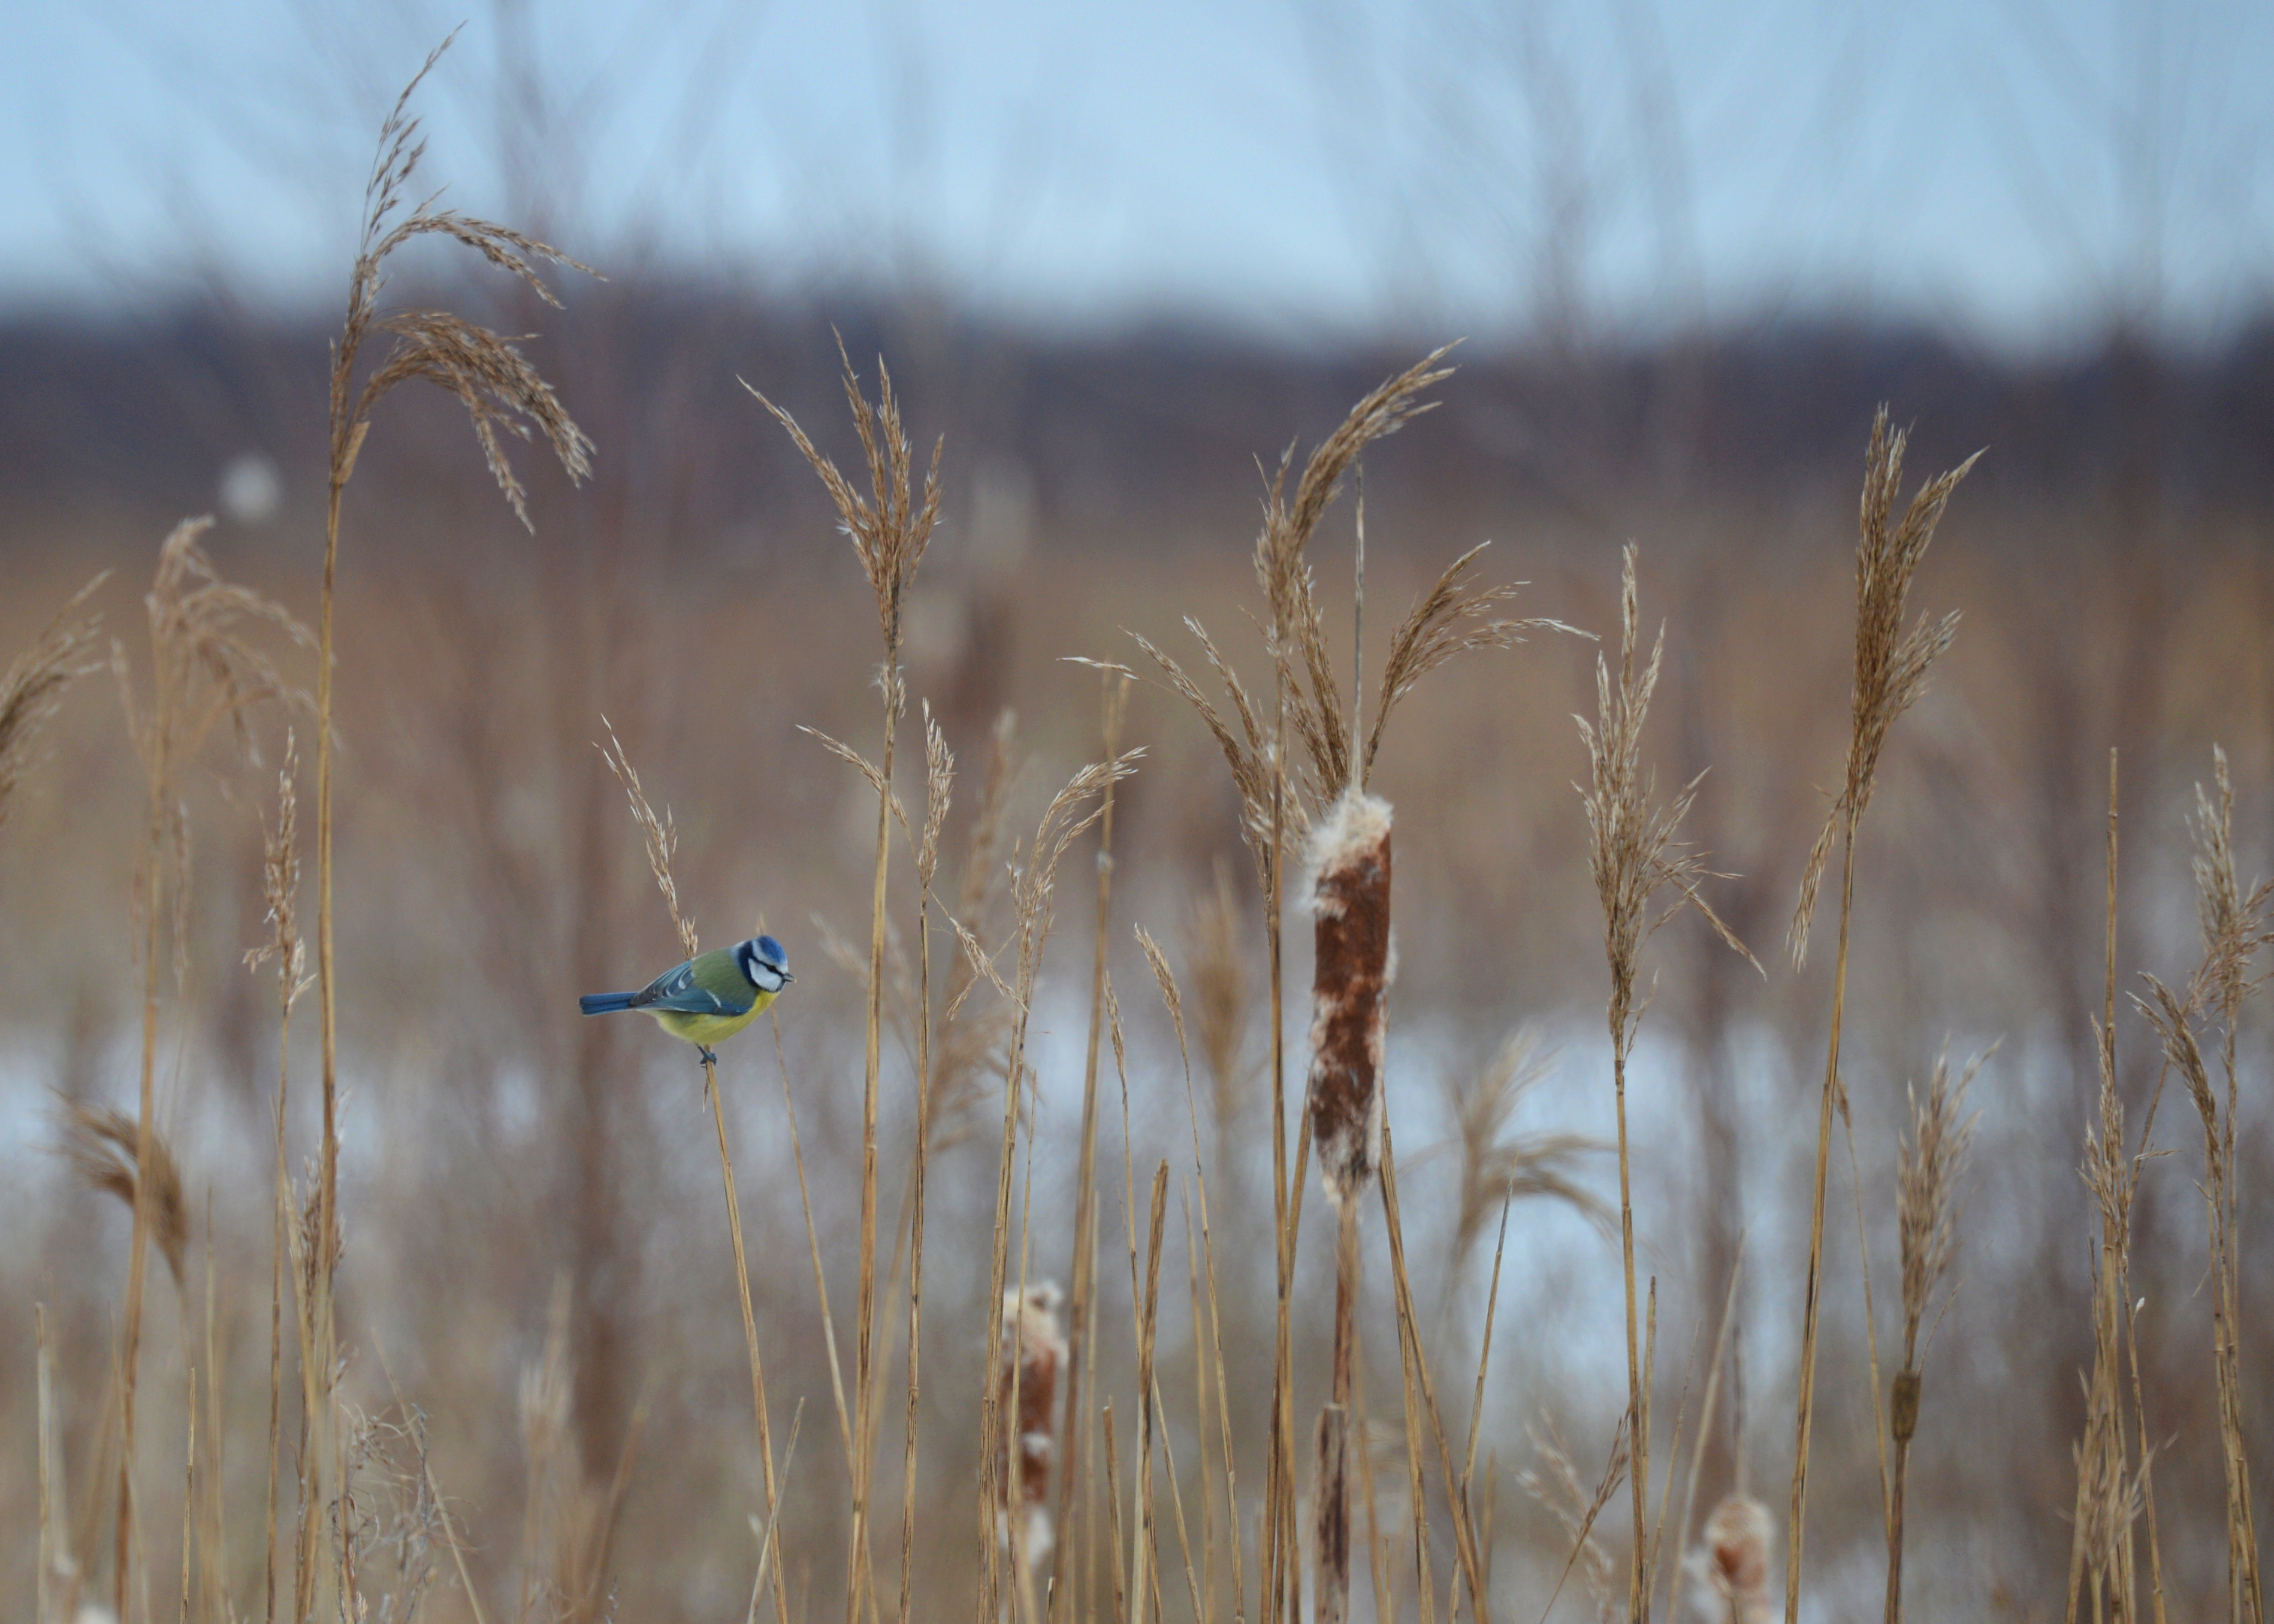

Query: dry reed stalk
left=1521, top=1414, right=1629, bottom=1624
left=1574, top=546, right=1752, bottom=1624
left=1880, top=1050, right=1980, bottom=1624
left=1140, top=347, right=1559, bottom=1624
left=599, top=727, right=791, bottom=1624
left=0, top=571, right=104, bottom=839
left=1137, top=923, right=1243, bottom=1624
left=965, top=753, right=1141, bottom=1624
left=900, top=707, right=955, bottom=1624
left=1131, top=1165, right=1171, bottom=1624
left=106, top=515, right=309, bottom=1618
left=1378, top=1121, right=1490, bottom=1623
left=39, top=1304, right=68, bottom=1624
left=1783, top=412, right=1976, bottom=1622
left=2136, top=746, right=2270, bottom=1624
left=1053, top=670, right=1132, bottom=1623
left=246, top=733, right=310, bottom=1624
left=308, top=44, right=591, bottom=1614
left=1667, top=1253, right=1745, bottom=1624
left=753, top=342, right=942, bottom=1624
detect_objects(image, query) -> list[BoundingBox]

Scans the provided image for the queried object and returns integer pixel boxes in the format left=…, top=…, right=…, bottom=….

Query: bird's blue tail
left=579, top=991, right=638, bottom=1015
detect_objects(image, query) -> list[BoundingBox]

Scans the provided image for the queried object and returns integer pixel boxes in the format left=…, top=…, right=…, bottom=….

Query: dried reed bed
left=14, top=58, right=2274, bottom=1624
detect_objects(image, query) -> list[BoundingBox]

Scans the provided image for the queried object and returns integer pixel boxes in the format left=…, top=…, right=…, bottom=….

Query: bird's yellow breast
left=650, top=990, right=775, bottom=1048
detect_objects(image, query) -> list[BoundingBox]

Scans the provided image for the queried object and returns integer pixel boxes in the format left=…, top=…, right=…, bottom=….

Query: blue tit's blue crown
left=738, top=934, right=792, bottom=993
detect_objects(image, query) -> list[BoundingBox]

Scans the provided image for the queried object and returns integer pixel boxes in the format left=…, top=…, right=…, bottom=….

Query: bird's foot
left=697, top=1045, right=720, bottom=1069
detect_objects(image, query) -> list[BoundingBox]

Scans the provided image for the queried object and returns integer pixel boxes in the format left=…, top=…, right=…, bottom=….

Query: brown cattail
left=996, top=1283, right=1066, bottom=1570
left=1306, top=789, right=1394, bottom=1205
left=1694, top=1495, right=1775, bottom=1624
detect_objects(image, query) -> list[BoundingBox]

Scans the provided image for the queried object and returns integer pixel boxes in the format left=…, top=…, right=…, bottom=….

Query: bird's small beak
left=782, top=971, right=795, bottom=984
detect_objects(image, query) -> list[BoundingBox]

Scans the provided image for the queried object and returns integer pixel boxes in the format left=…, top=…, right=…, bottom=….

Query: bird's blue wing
left=629, top=957, right=754, bottom=1017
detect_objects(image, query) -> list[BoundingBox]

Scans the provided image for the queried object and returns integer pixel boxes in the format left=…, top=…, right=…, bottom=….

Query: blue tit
left=579, top=935, right=792, bottom=1064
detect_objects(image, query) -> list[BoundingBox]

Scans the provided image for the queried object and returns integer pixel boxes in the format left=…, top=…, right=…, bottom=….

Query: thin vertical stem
left=1786, top=815, right=1858, bottom=1622
left=706, top=1055, right=793, bottom=1624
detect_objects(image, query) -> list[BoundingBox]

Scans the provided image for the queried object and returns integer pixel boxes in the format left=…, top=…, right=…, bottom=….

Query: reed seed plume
left=1894, top=1050, right=1982, bottom=1372
left=332, top=35, right=596, bottom=531
left=1883, top=1047, right=1983, bottom=1624
left=0, top=572, right=105, bottom=837
left=600, top=718, right=698, bottom=960
left=747, top=340, right=943, bottom=695
left=1574, top=543, right=1751, bottom=1624
left=1364, top=542, right=1575, bottom=787
left=1784, top=412, right=1975, bottom=1623
left=1521, top=1413, right=1629, bottom=1624
left=2136, top=746, right=2270, bottom=1624
left=1790, top=409, right=1979, bottom=967
left=59, top=1103, right=188, bottom=1289
left=1436, top=1029, right=1610, bottom=1295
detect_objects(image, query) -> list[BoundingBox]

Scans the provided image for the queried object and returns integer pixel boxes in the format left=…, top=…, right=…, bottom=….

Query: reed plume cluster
left=1784, top=410, right=1977, bottom=1620
left=2136, top=747, right=2271, bottom=1624
left=0, top=574, right=105, bottom=835
left=1574, top=543, right=1750, bottom=1624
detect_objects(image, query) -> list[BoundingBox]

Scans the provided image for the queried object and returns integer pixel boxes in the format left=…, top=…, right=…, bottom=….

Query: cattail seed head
left=1306, top=789, right=1394, bottom=1205
left=1694, top=1494, right=1774, bottom=1624
left=996, top=1283, right=1066, bottom=1565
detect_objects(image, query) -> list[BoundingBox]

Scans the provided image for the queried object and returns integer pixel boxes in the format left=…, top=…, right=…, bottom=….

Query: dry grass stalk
left=2135, top=746, right=2271, bottom=1624
left=1137, top=923, right=1244, bottom=1624
left=0, top=572, right=105, bottom=839
left=1521, top=1413, right=1630, bottom=1624
left=1052, top=671, right=1131, bottom=1624
left=1882, top=1050, right=1981, bottom=1624
left=308, top=44, right=594, bottom=1614
left=968, top=751, right=1142, bottom=1624
left=246, top=733, right=311, bottom=1624
left=756, top=341, right=944, bottom=1624
left=1783, top=411, right=1975, bottom=1622
left=603, top=730, right=792, bottom=1624
left=901, top=705, right=956, bottom=1624
left=1574, top=545, right=1751, bottom=1624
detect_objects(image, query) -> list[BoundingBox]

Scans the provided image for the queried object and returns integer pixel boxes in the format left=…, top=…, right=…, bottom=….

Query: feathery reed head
left=1575, top=545, right=1753, bottom=1057
left=334, top=35, right=594, bottom=528
left=1441, top=1029, right=1611, bottom=1278
left=1790, top=409, right=1979, bottom=965
left=2184, top=745, right=2273, bottom=1018
left=0, top=573, right=105, bottom=836
left=59, top=1102, right=188, bottom=1287
left=1520, top=1413, right=1629, bottom=1624
left=748, top=339, right=943, bottom=701
left=599, top=719, right=697, bottom=961
left=1306, top=788, right=1394, bottom=1205
left=245, top=730, right=312, bottom=1001
left=1895, top=1047, right=1984, bottom=1370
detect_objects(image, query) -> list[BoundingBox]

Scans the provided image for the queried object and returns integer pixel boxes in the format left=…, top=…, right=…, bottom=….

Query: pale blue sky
left=6, top=0, right=2272, bottom=346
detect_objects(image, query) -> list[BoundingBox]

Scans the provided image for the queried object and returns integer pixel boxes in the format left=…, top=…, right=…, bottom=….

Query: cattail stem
left=1786, top=811, right=1856, bottom=1622
left=1614, top=1030, right=1651, bottom=1624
